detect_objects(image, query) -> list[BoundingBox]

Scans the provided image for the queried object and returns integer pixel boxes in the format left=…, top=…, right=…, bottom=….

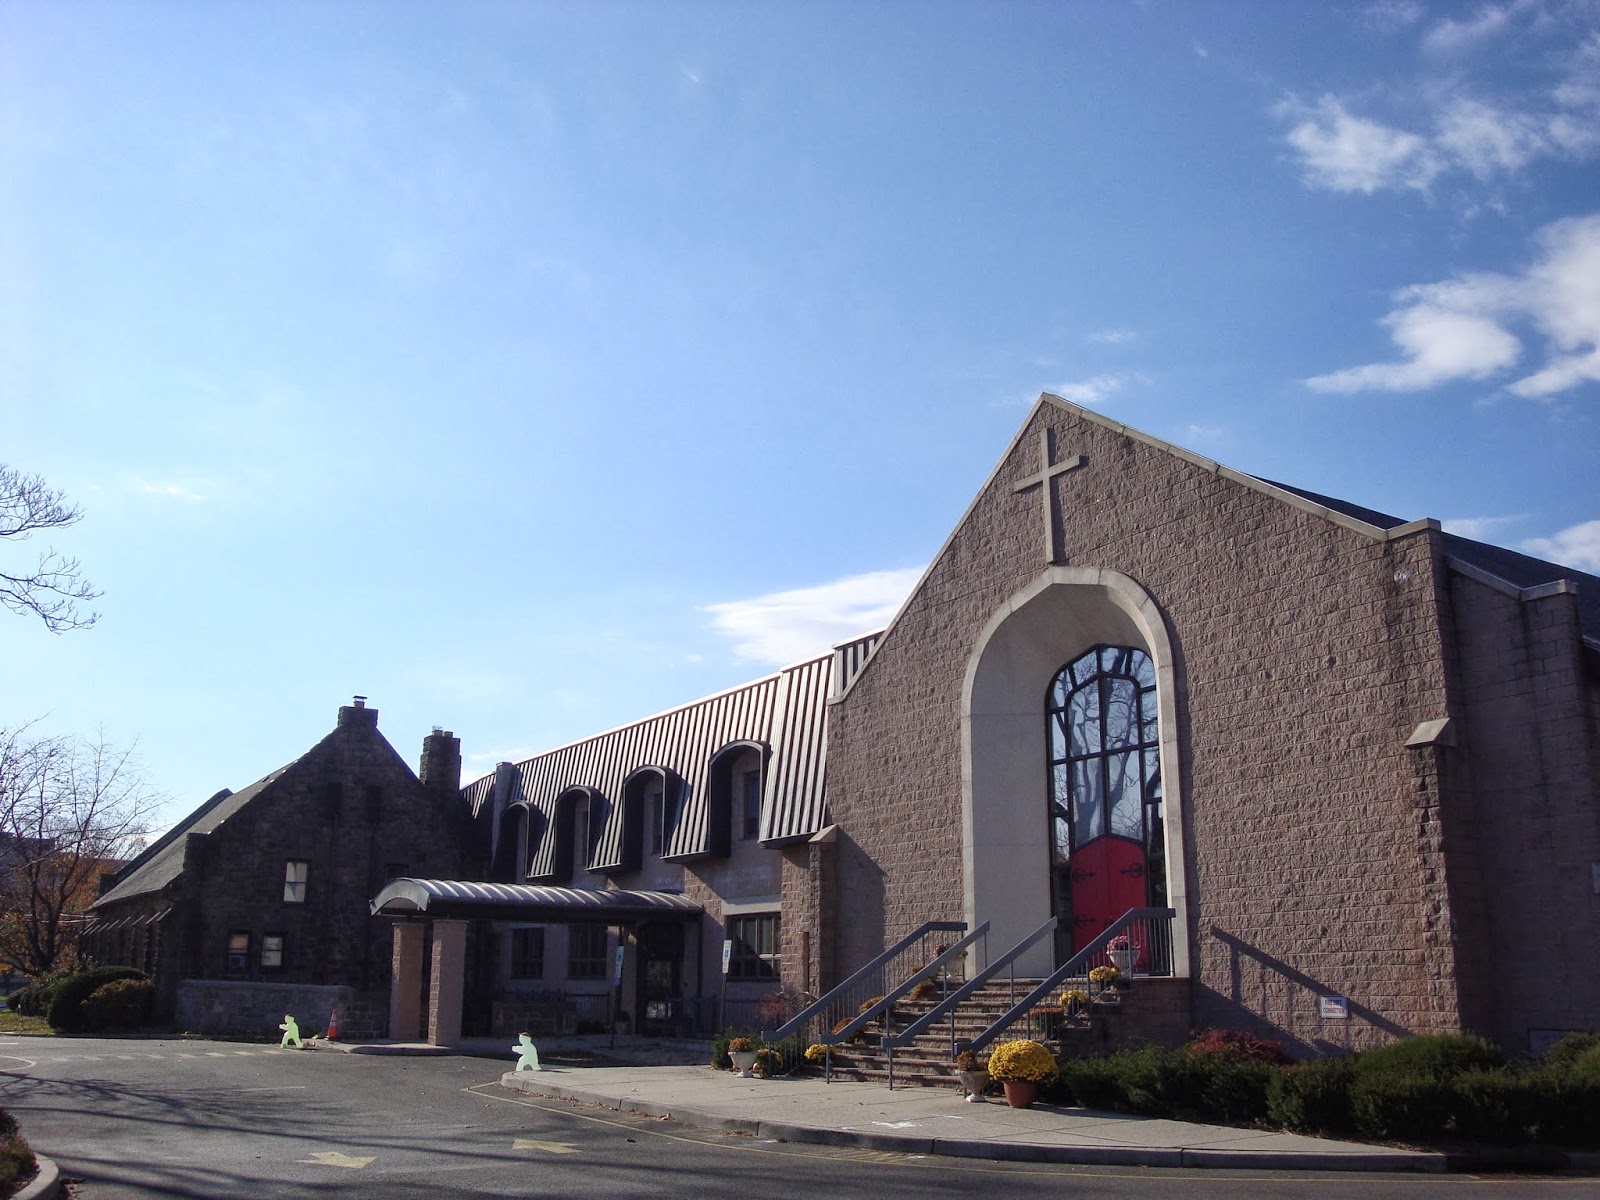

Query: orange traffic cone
left=327, top=1007, right=340, bottom=1040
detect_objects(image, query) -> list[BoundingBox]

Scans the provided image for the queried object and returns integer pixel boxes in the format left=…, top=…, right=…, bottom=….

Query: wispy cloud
left=1441, top=514, right=1528, bottom=540
left=1362, top=0, right=1425, bottom=32
left=1087, top=328, right=1138, bottom=345
left=1521, top=519, right=1600, bottom=572
left=1180, top=423, right=1227, bottom=445
left=136, top=479, right=208, bottom=502
left=1279, top=9, right=1600, bottom=195
left=1307, top=212, right=1600, bottom=397
left=1047, top=372, right=1142, bottom=406
left=703, top=567, right=923, bottom=666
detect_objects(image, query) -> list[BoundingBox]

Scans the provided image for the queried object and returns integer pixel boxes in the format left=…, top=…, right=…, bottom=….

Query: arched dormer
left=620, top=766, right=683, bottom=871
left=706, top=740, right=769, bottom=858
left=490, top=804, right=530, bottom=883
left=545, top=786, right=599, bottom=883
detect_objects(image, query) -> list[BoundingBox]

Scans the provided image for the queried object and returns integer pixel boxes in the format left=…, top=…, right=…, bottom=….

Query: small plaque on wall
left=1319, top=995, right=1349, bottom=1020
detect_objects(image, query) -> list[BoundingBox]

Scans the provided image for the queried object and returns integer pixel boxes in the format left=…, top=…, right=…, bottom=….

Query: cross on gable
left=1012, top=427, right=1085, bottom=564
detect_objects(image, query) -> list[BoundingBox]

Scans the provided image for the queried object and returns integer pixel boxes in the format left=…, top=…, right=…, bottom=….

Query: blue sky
left=5, top=0, right=1598, bottom=838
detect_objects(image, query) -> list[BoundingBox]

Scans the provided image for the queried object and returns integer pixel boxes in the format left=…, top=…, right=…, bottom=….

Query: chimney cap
left=353, top=695, right=367, bottom=708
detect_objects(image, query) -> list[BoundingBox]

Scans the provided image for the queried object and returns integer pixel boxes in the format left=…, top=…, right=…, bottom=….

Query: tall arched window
left=1047, top=645, right=1165, bottom=958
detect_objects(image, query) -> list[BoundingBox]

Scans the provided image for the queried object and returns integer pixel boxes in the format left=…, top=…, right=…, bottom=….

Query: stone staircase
left=820, top=979, right=1136, bottom=1090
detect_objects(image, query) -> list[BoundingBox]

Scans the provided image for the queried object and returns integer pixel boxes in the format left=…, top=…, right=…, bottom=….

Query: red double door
left=1067, top=834, right=1147, bottom=958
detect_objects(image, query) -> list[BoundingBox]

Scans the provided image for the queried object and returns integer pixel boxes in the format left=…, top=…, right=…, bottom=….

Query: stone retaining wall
left=175, top=979, right=359, bottom=1038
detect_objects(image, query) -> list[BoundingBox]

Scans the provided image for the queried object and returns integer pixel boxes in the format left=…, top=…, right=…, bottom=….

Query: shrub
left=1119, top=1046, right=1206, bottom=1120
left=79, top=978, right=153, bottom=1032
left=1353, top=1032, right=1504, bottom=1083
left=1542, top=1032, right=1600, bottom=1072
left=1528, top=1066, right=1600, bottom=1148
left=1267, top=1057, right=1354, bottom=1134
left=0, top=1132, right=34, bottom=1196
left=8, top=973, right=68, bottom=1019
left=1186, top=1028, right=1293, bottom=1066
left=1054, top=1055, right=1126, bottom=1111
left=1349, top=1071, right=1453, bottom=1142
left=47, top=966, right=148, bottom=1033
left=1451, top=1068, right=1537, bottom=1145
left=1196, top=1056, right=1276, bottom=1124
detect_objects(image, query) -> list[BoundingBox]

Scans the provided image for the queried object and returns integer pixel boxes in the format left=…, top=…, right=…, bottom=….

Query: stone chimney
left=339, top=694, right=379, bottom=728
left=421, top=726, right=462, bottom=797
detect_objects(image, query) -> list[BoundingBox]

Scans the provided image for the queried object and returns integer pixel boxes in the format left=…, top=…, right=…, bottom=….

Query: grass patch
left=0, top=1013, right=51, bottom=1035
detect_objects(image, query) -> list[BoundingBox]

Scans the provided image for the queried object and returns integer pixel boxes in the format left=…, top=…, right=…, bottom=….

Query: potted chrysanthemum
left=985, top=1038, right=1056, bottom=1108
left=726, top=1036, right=759, bottom=1077
left=953, top=1049, right=989, bottom=1102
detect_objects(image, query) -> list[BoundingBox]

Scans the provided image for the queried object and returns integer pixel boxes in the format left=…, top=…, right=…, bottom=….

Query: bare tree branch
left=0, top=725, right=162, bottom=975
left=0, top=464, right=102, bottom=632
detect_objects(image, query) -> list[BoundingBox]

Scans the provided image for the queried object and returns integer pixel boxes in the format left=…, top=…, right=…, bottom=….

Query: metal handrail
left=964, top=907, right=1176, bottom=1057
left=761, top=919, right=968, bottom=1044
left=820, top=923, right=989, bottom=1044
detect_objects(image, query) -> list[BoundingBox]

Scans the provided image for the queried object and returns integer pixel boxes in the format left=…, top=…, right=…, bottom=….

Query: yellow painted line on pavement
left=513, top=1138, right=580, bottom=1154
left=465, top=1083, right=1591, bottom=1188
left=298, top=1151, right=375, bottom=1169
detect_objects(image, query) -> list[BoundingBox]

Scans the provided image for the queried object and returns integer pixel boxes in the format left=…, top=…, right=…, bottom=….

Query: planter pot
left=729, top=1050, right=759, bottom=1077
left=1001, top=1079, right=1039, bottom=1108
left=1110, top=947, right=1135, bottom=975
left=957, top=1069, right=989, bottom=1102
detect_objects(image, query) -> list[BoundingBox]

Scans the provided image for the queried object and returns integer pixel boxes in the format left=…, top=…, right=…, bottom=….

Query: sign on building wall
left=721, top=939, right=733, bottom=976
left=1318, top=995, right=1349, bottom=1020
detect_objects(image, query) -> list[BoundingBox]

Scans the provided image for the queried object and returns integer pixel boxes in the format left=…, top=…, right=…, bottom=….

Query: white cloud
left=1422, top=1, right=1521, bottom=55
left=703, top=567, right=924, bottom=666
left=1363, top=0, right=1425, bottom=32
left=1521, top=519, right=1600, bottom=572
left=1441, top=514, right=1528, bottom=540
left=1087, top=328, right=1138, bottom=345
left=1048, top=373, right=1139, bottom=406
left=1180, top=423, right=1226, bottom=444
left=136, top=479, right=208, bottom=502
left=1283, top=97, right=1438, bottom=193
left=1308, top=212, right=1600, bottom=398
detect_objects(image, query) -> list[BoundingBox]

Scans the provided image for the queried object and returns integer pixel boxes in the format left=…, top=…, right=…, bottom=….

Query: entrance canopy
left=369, top=878, right=704, bottom=922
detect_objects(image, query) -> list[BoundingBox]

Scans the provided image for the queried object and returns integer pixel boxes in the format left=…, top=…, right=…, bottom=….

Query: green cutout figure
left=512, top=1032, right=541, bottom=1071
left=279, top=1014, right=304, bottom=1049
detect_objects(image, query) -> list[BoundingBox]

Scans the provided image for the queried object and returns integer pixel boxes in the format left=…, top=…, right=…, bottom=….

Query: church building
left=376, top=394, right=1599, bottom=1058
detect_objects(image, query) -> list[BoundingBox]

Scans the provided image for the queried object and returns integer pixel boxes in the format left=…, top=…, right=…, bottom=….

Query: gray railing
left=882, top=907, right=1177, bottom=1087
left=760, top=920, right=975, bottom=1077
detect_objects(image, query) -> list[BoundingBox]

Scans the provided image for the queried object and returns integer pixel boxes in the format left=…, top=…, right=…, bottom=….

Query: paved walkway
left=318, top=1035, right=1448, bottom=1172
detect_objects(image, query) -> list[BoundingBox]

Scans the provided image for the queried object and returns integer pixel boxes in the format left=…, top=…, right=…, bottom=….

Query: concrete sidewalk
left=495, top=1061, right=1447, bottom=1172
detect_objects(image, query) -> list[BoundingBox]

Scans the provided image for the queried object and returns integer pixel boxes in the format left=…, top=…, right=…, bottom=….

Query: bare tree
left=1, top=464, right=101, bottom=632
left=0, top=725, right=161, bottom=976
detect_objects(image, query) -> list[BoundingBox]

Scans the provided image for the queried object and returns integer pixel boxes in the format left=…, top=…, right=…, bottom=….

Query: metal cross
left=1013, top=428, right=1085, bottom=564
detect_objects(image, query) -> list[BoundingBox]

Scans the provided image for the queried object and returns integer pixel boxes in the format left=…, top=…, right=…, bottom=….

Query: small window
left=510, top=928, right=545, bottom=980
left=727, top=914, right=779, bottom=981
left=741, top=770, right=761, bottom=840
left=568, top=924, right=608, bottom=980
left=647, top=789, right=664, bottom=855
left=283, top=861, right=309, bottom=903
left=226, top=932, right=249, bottom=972
left=261, top=934, right=285, bottom=968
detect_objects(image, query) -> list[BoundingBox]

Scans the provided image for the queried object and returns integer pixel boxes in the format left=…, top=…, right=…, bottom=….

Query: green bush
left=1349, top=1071, right=1453, bottom=1141
left=1352, top=1032, right=1504, bottom=1083
left=1528, top=1066, right=1600, bottom=1148
left=1541, top=1032, right=1600, bottom=1071
left=1196, top=1056, right=1276, bottom=1124
left=1119, top=1046, right=1207, bottom=1120
left=46, top=966, right=148, bottom=1033
left=79, top=978, right=153, bottom=1032
left=1451, top=1068, right=1538, bottom=1144
left=0, top=1133, right=34, bottom=1195
left=1055, top=1054, right=1127, bottom=1111
left=7, top=973, right=68, bottom=1019
left=1267, top=1057, right=1354, bottom=1134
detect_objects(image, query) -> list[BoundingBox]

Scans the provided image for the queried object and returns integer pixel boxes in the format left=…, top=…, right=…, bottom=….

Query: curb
left=13, top=1154, right=60, bottom=1200
left=497, top=1075, right=1457, bottom=1173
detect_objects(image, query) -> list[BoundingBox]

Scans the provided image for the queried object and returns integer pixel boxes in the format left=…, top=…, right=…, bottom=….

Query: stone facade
left=87, top=701, right=472, bottom=1035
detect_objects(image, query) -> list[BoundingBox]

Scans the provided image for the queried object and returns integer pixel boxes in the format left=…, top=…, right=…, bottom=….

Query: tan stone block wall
left=826, top=401, right=1465, bottom=1053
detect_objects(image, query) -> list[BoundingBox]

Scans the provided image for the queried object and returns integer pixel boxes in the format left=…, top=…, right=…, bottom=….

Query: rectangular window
left=283, top=860, right=308, bottom=903
left=261, top=934, right=285, bottom=968
left=741, top=770, right=761, bottom=840
left=727, top=914, right=780, bottom=981
left=510, top=928, right=545, bottom=980
left=567, top=924, right=608, bottom=980
left=648, top=790, right=663, bottom=855
left=226, top=932, right=249, bottom=972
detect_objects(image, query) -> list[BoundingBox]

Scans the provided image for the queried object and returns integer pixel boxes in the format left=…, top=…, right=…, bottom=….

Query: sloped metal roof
left=369, top=878, right=702, bottom=921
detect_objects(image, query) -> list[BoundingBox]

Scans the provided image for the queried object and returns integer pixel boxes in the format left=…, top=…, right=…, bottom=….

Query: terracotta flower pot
left=1001, top=1079, right=1039, bottom=1109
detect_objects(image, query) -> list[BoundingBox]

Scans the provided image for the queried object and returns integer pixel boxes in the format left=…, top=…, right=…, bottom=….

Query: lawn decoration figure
left=512, top=1032, right=541, bottom=1072
left=279, top=1014, right=304, bottom=1049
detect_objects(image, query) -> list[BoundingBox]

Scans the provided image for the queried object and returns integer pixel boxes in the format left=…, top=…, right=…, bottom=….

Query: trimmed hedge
left=46, top=966, right=148, bottom=1033
left=1351, top=1032, right=1504, bottom=1082
left=80, top=978, right=154, bottom=1032
left=1267, top=1057, right=1353, bottom=1134
left=0, top=1107, right=34, bottom=1197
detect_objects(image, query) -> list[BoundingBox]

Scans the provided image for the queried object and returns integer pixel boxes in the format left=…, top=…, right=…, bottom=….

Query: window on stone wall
left=741, top=770, right=761, bottom=840
left=283, top=860, right=309, bottom=903
left=567, top=924, right=608, bottom=980
left=261, top=933, right=285, bottom=968
left=727, top=914, right=780, bottom=981
left=227, top=931, right=249, bottom=972
left=510, top=927, right=545, bottom=979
